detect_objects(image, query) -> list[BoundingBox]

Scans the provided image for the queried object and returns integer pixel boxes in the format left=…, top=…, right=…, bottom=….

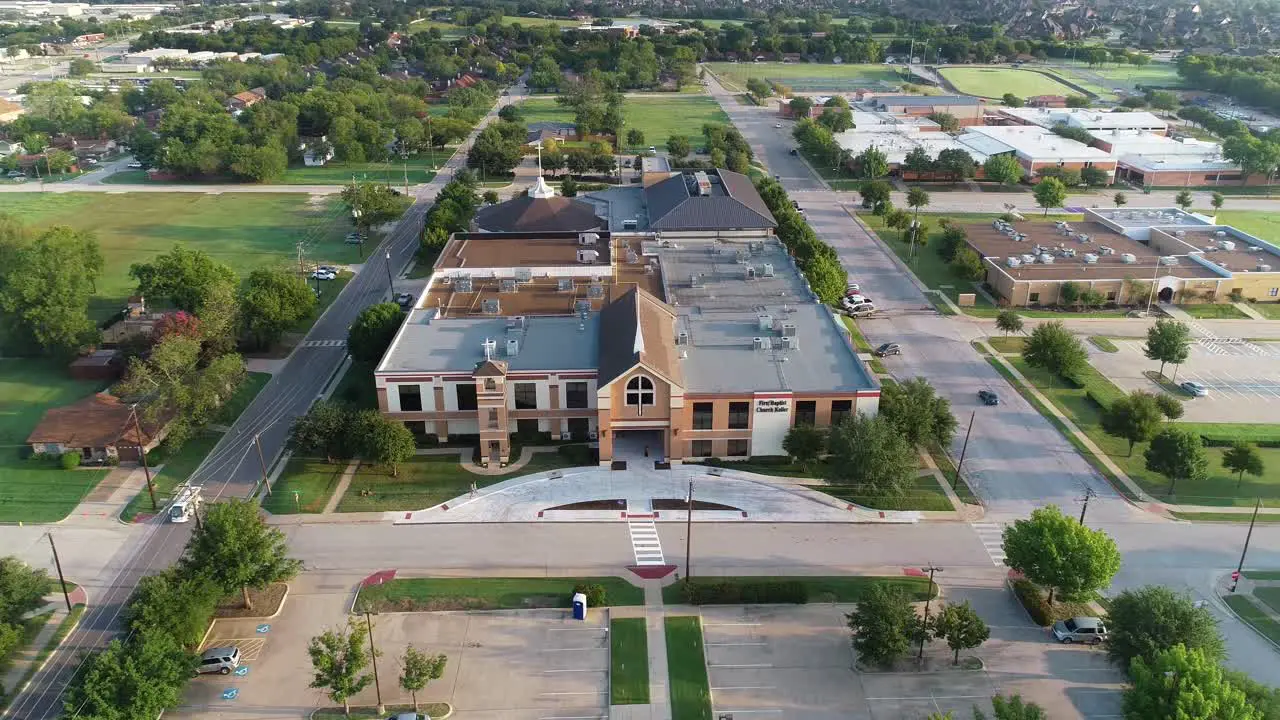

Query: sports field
left=705, top=61, right=906, bottom=93
left=516, top=95, right=730, bottom=151
left=3, top=193, right=358, bottom=320
left=938, top=67, right=1078, bottom=99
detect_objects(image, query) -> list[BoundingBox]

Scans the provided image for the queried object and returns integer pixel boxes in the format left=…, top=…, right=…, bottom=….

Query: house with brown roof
left=27, top=394, right=165, bottom=464
left=228, top=86, right=267, bottom=112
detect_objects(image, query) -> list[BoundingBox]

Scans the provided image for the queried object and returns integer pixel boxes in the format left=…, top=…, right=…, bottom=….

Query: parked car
left=395, top=292, right=414, bottom=309
left=845, top=283, right=861, bottom=294
left=197, top=646, right=240, bottom=675
left=978, top=390, right=1000, bottom=406
left=873, top=342, right=901, bottom=357
left=1052, top=617, right=1107, bottom=644
left=648, top=145, right=656, bottom=153
left=1180, top=381, right=1209, bottom=397
left=311, top=270, right=336, bottom=281
left=774, top=122, right=783, bottom=129
left=127, top=161, right=144, bottom=169
left=789, top=148, right=798, bottom=155
left=846, top=302, right=876, bottom=316
left=344, top=232, right=367, bottom=245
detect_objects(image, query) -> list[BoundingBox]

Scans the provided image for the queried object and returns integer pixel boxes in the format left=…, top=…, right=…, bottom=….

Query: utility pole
left=254, top=434, right=271, bottom=495
left=684, top=474, right=694, bottom=583
left=48, top=533, right=72, bottom=612
left=1078, top=487, right=1097, bottom=525
left=954, top=410, right=975, bottom=491
left=296, top=240, right=306, bottom=279
left=917, top=564, right=943, bottom=661
left=385, top=250, right=394, bottom=292
left=1230, top=498, right=1261, bottom=593
left=364, top=611, right=384, bottom=714
left=131, top=407, right=157, bottom=511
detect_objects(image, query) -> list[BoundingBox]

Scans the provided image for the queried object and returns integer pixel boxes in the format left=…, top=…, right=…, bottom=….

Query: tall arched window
left=625, top=375, right=655, bottom=408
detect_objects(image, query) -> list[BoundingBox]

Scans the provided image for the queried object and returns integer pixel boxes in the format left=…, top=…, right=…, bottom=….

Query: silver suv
left=197, top=646, right=240, bottom=675
left=1052, top=616, right=1107, bottom=644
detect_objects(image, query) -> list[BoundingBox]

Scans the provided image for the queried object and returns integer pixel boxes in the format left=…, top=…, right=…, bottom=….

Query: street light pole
left=385, top=250, right=394, bottom=292
left=684, top=474, right=694, bottom=583
left=363, top=611, right=384, bottom=714
left=917, top=564, right=943, bottom=661
left=1078, top=486, right=1097, bottom=525
left=1230, top=498, right=1261, bottom=593
left=954, top=410, right=975, bottom=491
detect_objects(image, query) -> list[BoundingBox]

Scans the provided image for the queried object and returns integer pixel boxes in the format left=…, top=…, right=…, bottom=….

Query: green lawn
left=1214, top=211, right=1280, bottom=246
left=262, top=458, right=346, bottom=514
left=353, top=577, right=644, bottom=612
left=1090, top=336, right=1119, bottom=352
left=119, top=432, right=222, bottom=522
left=1171, top=511, right=1280, bottom=522
left=0, top=612, right=52, bottom=680
left=698, top=455, right=954, bottom=510
left=0, top=359, right=110, bottom=522
left=3, top=193, right=362, bottom=323
left=337, top=446, right=596, bottom=512
left=1224, top=594, right=1280, bottom=646
left=1248, top=303, right=1280, bottom=320
left=938, top=67, right=1078, bottom=99
left=1178, top=304, right=1251, bottom=319
left=279, top=157, right=439, bottom=186
left=704, top=62, right=905, bottom=93
left=1245, top=571, right=1280, bottom=580
left=842, top=316, right=873, bottom=352
left=514, top=96, right=730, bottom=152
left=1253, top=587, right=1280, bottom=614
left=986, top=336, right=1027, bottom=354
left=610, top=618, right=650, bottom=705
left=661, top=575, right=936, bottom=605
left=214, top=372, right=270, bottom=424
left=665, top=617, right=712, bottom=720
left=331, top=360, right=379, bottom=409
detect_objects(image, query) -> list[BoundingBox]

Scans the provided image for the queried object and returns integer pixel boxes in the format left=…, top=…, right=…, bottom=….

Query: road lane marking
left=626, top=517, right=666, bottom=566
left=970, top=522, right=1006, bottom=566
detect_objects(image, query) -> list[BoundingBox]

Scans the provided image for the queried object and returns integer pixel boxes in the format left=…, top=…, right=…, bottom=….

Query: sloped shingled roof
left=643, top=169, right=777, bottom=231
left=597, top=286, right=683, bottom=388
left=474, top=195, right=604, bottom=233
left=27, top=393, right=160, bottom=447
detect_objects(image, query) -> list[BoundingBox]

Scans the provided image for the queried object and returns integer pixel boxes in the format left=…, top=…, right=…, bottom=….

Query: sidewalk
left=64, top=465, right=153, bottom=526
left=1, top=587, right=87, bottom=697
left=609, top=582, right=672, bottom=720
left=1235, top=302, right=1268, bottom=320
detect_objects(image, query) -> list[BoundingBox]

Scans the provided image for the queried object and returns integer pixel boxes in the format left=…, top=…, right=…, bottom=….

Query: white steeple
left=633, top=321, right=645, bottom=355
left=530, top=175, right=556, bottom=199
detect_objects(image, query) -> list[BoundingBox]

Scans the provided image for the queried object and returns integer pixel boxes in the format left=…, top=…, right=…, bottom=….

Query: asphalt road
left=1, top=96, right=505, bottom=720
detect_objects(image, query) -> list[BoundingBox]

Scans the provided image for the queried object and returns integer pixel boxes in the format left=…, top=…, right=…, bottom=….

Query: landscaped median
left=661, top=575, right=936, bottom=606
left=665, top=616, right=712, bottom=720
left=312, top=703, right=450, bottom=720
left=353, top=577, right=644, bottom=612
left=610, top=617, right=649, bottom=705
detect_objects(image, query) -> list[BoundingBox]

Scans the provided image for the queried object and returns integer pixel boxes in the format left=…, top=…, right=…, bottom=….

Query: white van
left=168, top=485, right=203, bottom=523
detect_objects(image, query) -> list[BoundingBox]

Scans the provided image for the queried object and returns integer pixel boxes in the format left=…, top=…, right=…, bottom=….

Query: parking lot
left=1092, top=339, right=1280, bottom=423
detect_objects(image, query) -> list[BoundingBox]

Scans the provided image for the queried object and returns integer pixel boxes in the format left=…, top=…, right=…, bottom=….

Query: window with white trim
left=625, top=375, right=655, bottom=409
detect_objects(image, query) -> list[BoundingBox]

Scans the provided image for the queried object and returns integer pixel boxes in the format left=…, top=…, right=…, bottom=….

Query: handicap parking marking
left=256, top=623, right=271, bottom=634
left=203, top=638, right=266, bottom=661
left=221, top=688, right=239, bottom=701
left=233, top=666, right=250, bottom=677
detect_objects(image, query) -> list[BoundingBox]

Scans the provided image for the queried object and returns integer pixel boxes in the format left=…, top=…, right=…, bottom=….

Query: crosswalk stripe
left=301, top=339, right=346, bottom=348
left=970, top=522, right=1007, bottom=566
left=626, top=517, right=666, bottom=566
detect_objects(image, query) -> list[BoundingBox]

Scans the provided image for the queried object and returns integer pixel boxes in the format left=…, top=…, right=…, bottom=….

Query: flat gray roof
left=659, top=241, right=876, bottom=393
left=378, top=311, right=600, bottom=374
left=580, top=186, right=650, bottom=231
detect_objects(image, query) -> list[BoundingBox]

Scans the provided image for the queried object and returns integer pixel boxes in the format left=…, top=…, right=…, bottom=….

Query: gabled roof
left=473, top=359, right=507, bottom=376
left=597, top=287, right=683, bottom=388
left=473, top=194, right=603, bottom=233
left=643, top=169, right=776, bottom=231
left=27, top=393, right=159, bottom=447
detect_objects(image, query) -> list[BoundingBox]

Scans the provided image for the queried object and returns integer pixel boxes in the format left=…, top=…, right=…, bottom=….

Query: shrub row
left=1085, top=389, right=1113, bottom=412
left=573, top=583, right=608, bottom=607
left=1011, top=578, right=1053, bottom=627
left=680, top=580, right=809, bottom=606
left=1201, top=437, right=1280, bottom=448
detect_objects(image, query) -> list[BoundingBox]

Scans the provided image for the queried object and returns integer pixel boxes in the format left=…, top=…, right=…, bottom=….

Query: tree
left=1106, top=586, right=1225, bottom=669
left=879, top=377, right=958, bottom=450
left=529, top=56, right=563, bottom=90
left=482, top=190, right=499, bottom=205
left=906, top=187, right=930, bottom=244
left=355, top=410, right=415, bottom=476
left=1154, top=393, right=1184, bottom=421
left=561, top=176, right=579, bottom=196
left=936, top=225, right=968, bottom=261
left=625, top=128, right=645, bottom=149
left=974, top=694, right=1048, bottom=720
left=308, top=620, right=374, bottom=717
left=116, top=334, right=245, bottom=450
left=1002, top=505, right=1121, bottom=605
left=1065, top=95, right=1090, bottom=108
left=928, top=112, right=960, bottom=133
left=288, top=400, right=356, bottom=462
left=983, top=154, right=1024, bottom=185
left=824, top=414, right=918, bottom=496
left=931, top=601, right=989, bottom=665
left=788, top=96, right=813, bottom=118
left=885, top=208, right=911, bottom=242
left=859, top=180, right=892, bottom=214
left=1210, top=191, right=1225, bottom=212
left=467, top=125, right=523, bottom=177
left=1175, top=189, right=1194, bottom=211
left=229, top=143, right=288, bottom=183
left=666, top=134, right=691, bottom=160
left=1102, top=391, right=1167, bottom=455
left=63, top=631, right=194, bottom=720
left=782, top=424, right=826, bottom=471
left=398, top=646, right=447, bottom=711
left=45, top=149, right=77, bottom=174
left=1114, top=192, right=1128, bottom=208
left=1001, top=93, right=1024, bottom=108
left=1145, top=427, right=1209, bottom=498
left=1143, top=319, right=1191, bottom=377
left=935, top=148, right=976, bottom=182
left=129, top=245, right=236, bottom=313
left=497, top=104, right=522, bottom=122
left=126, top=569, right=221, bottom=649
left=68, top=58, right=96, bottom=77
left=0, top=557, right=54, bottom=625
left=1081, top=166, right=1109, bottom=187
left=180, top=499, right=301, bottom=609
left=846, top=583, right=923, bottom=668
left=995, top=310, right=1024, bottom=337
left=240, top=268, right=317, bottom=350
left=903, top=147, right=934, bottom=178
left=0, top=226, right=101, bottom=357
left=853, top=146, right=888, bottom=179
left=1059, top=281, right=1082, bottom=307
left=951, top=247, right=986, bottom=281
left=1023, top=320, right=1088, bottom=379
left=348, top=303, right=404, bottom=363
left=1123, top=645, right=1261, bottom=720
left=1223, top=441, right=1264, bottom=490
left=816, top=106, right=854, bottom=133
left=1033, top=177, right=1067, bottom=216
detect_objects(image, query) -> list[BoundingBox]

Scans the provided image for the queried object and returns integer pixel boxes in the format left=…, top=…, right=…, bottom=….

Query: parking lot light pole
left=364, top=611, right=384, bottom=714
left=917, top=564, right=943, bottom=661
left=684, top=475, right=694, bottom=583
left=954, top=411, right=975, bottom=491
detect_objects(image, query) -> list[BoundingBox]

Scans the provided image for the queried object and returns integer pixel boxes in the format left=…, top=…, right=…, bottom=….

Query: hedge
left=680, top=580, right=809, bottom=605
left=1201, top=437, right=1280, bottom=448
left=1011, top=578, right=1053, bottom=626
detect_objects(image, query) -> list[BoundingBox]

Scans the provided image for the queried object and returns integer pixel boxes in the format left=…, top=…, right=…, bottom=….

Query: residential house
left=27, top=393, right=166, bottom=464
left=299, top=136, right=334, bottom=167
left=228, top=86, right=267, bottom=112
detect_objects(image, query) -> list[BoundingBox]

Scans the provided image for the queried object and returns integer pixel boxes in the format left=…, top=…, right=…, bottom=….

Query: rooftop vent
left=1259, top=264, right=1274, bottom=272
left=500, top=278, right=518, bottom=293
left=1219, top=240, right=1236, bottom=251
left=1159, top=256, right=1179, bottom=266
left=622, top=219, right=638, bottom=230
left=578, top=232, right=600, bottom=246
left=761, top=263, right=775, bottom=278
left=574, top=299, right=591, bottom=314
left=505, top=316, right=525, bottom=330
left=753, top=336, right=773, bottom=351
left=693, top=171, right=712, bottom=196
left=482, top=337, right=497, bottom=360
left=780, top=335, right=800, bottom=350
left=515, top=268, right=533, bottom=283
left=481, top=298, right=500, bottom=314
left=505, top=337, right=520, bottom=357
left=1120, top=253, right=1137, bottom=264
left=576, top=248, right=600, bottom=264
left=1083, top=253, right=1098, bottom=264
left=676, top=331, right=689, bottom=345
left=780, top=322, right=797, bottom=337
left=557, top=277, right=573, bottom=292
left=455, top=275, right=473, bottom=292
left=757, top=314, right=773, bottom=331
left=690, top=273, right=704, bottom=288
left=588, top=283, right=605, bottom=299
left=1006, top=257, right=1021, bottom=268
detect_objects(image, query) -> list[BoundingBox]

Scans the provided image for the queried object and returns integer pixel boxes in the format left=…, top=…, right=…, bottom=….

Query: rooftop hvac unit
left=761, top=263, right=775, bottom=277
left=455, top=276, right=473, bottom=292
left=780, top=322, right=797, bottom=337
left=690, top=273, right=704, bottom=288
left=514, top=268, right=533, bottom=283
left=735, top=249, right=749, bottom=263
left=576, top=248, right=600, bottom=264
left=1038, top=254, right=1055, bottom=264
left=505, top=338, right=520, bottom=357
left=505, top=316, right=525, bottom=330
left=500, top=278, right=518, bottom=293
left=622, top=219, right=638, bottom=230
left=1159, top=256, right=1179, bottom=266
left=557, top=277, right=573, bottom=292
left=1120, top=253, right=1137, bottom=264
left=693, top=171, right=712, bottom=196
left=1021, top=254, right=1036, bottom=264
left=626, top=249, right=639, bottom=263
left=481, top=298, right=501, bottom=314
left=1005, top=257, right=1022, bottom=268
left=1219, top=240, right=1236, bottom=251
left=574, top=299, right=591, bottom=313
left=578, top=232, right=600, bottom=246
left=481, top=338, right=497, bottom=360
left=676, top=331, right=689, bottom=345
left=753, top=336, right=773, bottom=350
left=745, top=266, right=756, bottom=279
left=1250, top=246, right=1262, bottom=252
left=1098, top=245, right=1116, bottom=255
left=780, top=335, right=800, bottom=350
left=758, top=314, right=773, bottom=331
left=1083, top=253, right=1099, bottom=264
left=1216, top=231, right=1227, bottom=238
left=1260, top=264, right=1274, bottom=272
left=588, top=283, right=604, bottom=299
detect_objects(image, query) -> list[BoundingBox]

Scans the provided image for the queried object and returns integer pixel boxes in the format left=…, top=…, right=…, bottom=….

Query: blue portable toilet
left=572, top=592, right=587, bottom=620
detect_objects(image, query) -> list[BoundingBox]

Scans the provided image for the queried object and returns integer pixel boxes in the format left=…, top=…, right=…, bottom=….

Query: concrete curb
left=308, top=704, right=454, bottom=720
left=0, top=605, right=86, bottom=716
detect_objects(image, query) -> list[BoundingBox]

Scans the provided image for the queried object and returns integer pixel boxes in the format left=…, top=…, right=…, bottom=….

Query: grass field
left=705, top=61, right=905, bottom=93
left=1246, top=571, right=1280, bottom=580
left=262, top=458, right=346, bottom=514
left=610, top=618, right=650, bottom=705
left=1178, top=304, right=1251, bottom=319
left=279, top=157, right=438, bottom=185
left=354, top=577, right=644, bottom=612
left=1224, top=594, right=1280, bottom=646
left=0, top=359, right=110, bottom=522
left=515, top=96, right=730, bottom=152
left=665, top=617, right=712, bottom=720
left=661, top=575, right=936, bottom=605
left=1254, top=587, right=1280, bottom=614
left=938, top=67, right=1078, bottom=99
left=1248, top=303, right=1280, bottom=320
left=697, top=455, right=953, bottom=510
left=3, top=193, right=361, bottom=322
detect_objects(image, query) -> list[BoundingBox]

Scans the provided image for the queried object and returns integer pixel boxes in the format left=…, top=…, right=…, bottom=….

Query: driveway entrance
left=610, top=429, right=665, bottom=467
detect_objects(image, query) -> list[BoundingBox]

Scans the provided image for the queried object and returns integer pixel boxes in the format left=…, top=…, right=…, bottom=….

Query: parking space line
left=539, top=691, right=608, bottom=696
left=542, top=668, right=606, bottom=674
left=712, top=686, right=776, bottom=691
left=540, top=647, right=606, bottom=652
left=708, top=663, right=773, bottom=668
left=706, top=642, right=767, bottom=647
left=703, top=622, right=760, bottom=627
